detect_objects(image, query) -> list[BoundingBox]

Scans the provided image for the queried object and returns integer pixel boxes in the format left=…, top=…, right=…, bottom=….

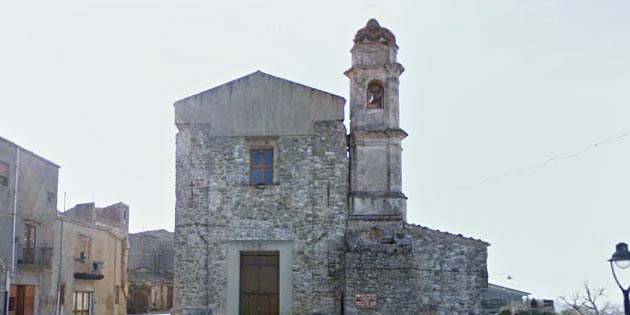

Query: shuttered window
left=250, top=149, right=273, bottom=185
left=0, top=161, right=9, bottom=187
left=73, top=291, right=92, bottom=315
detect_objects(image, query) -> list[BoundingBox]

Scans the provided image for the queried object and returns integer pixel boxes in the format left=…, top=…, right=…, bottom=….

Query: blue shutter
left=251, top=169, right=260, bottom=184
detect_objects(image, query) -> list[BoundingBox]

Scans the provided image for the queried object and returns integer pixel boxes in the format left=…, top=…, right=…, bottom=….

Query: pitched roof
left=174, top=71, right=346, bottom=136
left=488, top=283, right=531, bottom=296
left=176, top=71, right=344, bottom=104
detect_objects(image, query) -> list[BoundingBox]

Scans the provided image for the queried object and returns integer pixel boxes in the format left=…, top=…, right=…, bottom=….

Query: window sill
left=244, top=183, right=279, bottom=189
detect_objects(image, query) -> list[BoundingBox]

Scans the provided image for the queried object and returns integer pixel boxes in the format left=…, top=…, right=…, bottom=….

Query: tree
left=559, top=281, right=622, bottom=315
left=127, top=282, right=151, bottom=314
left=532, top=298, right=540, bottom=308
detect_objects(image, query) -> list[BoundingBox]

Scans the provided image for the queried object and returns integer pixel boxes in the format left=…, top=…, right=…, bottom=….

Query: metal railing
left=17, top=244, right=53, bottom=267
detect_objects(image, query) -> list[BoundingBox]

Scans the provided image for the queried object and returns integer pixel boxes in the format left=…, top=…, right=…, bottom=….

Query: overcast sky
left=1, top=0, right=629, bottom=306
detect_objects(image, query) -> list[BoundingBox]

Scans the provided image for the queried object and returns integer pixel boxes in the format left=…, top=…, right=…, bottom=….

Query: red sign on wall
left=354, top=294, right=377, bottom=308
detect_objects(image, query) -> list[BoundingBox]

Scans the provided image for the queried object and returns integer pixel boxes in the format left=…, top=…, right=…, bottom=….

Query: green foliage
left=530, top=298, right=539, bottom=308
left=498, top=304, right=557, bottom=315
left=127, top=282, right=151, bottom=314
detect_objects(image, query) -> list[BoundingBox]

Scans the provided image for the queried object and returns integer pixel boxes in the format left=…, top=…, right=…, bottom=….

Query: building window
left=366, top=81, right=384, bottom=109
left=250, top=149, right=273, bottom=185
left=47, top=192, right=56, bottom=206
left=60, top=283, right=66, bottom=305
left=114, top=285, right=119, bottom=304
left=73, top=291, right=92, bottom=315
left=22, top=224, right=36, bottom=264
left=77, top=236, right=91, bottom=263
left=0, top=161, right=9, bottom=187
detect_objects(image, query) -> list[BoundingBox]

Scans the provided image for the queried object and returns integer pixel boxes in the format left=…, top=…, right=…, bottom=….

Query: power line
left=453, top=132, right=630, bottom=191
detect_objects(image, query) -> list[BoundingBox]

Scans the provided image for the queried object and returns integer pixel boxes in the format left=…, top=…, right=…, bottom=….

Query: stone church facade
left=173, top=19, right=488, bottom=315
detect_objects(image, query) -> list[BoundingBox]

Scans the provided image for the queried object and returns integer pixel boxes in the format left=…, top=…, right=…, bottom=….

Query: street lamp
left=609, top=242, right=630, bottom=315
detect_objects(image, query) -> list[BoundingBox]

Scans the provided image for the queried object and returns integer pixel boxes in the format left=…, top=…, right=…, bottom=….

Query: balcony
left=17, top=245, right=53, bottom=268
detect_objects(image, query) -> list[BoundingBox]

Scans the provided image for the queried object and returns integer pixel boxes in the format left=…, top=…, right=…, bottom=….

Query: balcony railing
left=17, top=245, right=53, bottom=267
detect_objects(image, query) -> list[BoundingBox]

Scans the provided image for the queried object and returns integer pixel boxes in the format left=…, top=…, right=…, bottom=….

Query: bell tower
left=346, top=19, right=407, bottom=220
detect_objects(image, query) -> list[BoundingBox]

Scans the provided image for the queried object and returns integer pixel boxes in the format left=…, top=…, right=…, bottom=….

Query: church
left=173, top=19, right=488, bottom=315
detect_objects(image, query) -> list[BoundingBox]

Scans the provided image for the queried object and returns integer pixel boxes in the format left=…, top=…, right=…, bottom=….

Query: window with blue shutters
left=250, top=149, right=273, bottom=185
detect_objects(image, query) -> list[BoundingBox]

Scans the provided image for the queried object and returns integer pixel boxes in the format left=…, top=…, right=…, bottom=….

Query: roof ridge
left=405, top=222, right=489, bottom=246
left=174, top=70, right=345, bottom=104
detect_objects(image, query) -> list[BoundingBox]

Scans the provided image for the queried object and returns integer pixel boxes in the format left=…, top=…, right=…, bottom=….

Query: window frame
left=114, top=285, right=119, bottom=305
left=22, top=224, right=37, bottom=264
left=72, top=291, right=92, bottom=315
left=249, top=148, right=274, bottom=185
left=60, top=283, right=66, bottom=305
left=77, top=235, right=91, bottom=263
left=0, top=161, right=9, bottom=187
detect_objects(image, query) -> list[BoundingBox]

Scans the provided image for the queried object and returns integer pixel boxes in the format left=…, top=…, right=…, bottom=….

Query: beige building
left=1, top=136, right=129, bottom=315
left=58, top=202, right=129, bottom=315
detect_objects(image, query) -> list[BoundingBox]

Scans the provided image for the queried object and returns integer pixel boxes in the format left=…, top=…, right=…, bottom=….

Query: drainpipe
left=55, top=193, right=66, bottom=315
left=1, top=259, right=6, bottom=315
left=6, top=147, right=20, bottom=315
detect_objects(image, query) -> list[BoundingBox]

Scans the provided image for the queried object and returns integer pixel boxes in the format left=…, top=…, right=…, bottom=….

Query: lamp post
left=609, top=242, right=630, bottom=315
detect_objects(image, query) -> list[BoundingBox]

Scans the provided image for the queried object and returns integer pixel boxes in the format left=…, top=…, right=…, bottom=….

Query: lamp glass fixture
left=611, top=242, right=630, bottom=272
left=615, top=260, right=630, bottom=269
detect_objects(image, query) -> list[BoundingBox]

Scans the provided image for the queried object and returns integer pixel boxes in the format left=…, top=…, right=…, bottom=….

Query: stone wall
left=345, top=217, right=418, bottom=315
left=344, top=220, right=488, bottom=315
left=407, top=224, right=488, bottom=315
left=129, top=229, right=174, bottom=273
left=174, top=119, right=348, bottom=315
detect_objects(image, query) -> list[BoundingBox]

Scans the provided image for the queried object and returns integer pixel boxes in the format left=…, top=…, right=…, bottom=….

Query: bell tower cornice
left=348, top=129, right=408, bottom=142
left=344, top=62, right=405, bottom=80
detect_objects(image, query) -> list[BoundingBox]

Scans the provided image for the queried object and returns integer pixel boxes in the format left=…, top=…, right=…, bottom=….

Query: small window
left=73, top=291, right=92, bottom=315
left=77, top=236, right=91, bottom=263
left=114, top=285, right=119, bottom=304
left=22, top=224, right=36, bottom=264
left=47, top=192, right=56, bottom=205
left=250, top=149, right=273, bottom=185
left=367, top=81, right=384, bottom=109
left=60, top=283, right=66, bottom=305
left=0, top=161, right=9, bottom=187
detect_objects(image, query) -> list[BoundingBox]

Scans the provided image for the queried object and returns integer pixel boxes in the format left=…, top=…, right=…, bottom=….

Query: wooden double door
left=239, top=251, right=279, bottom=315
left=8, top=285, right=35, bottom=315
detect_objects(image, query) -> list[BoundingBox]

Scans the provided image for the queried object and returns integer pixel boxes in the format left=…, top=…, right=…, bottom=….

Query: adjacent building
left=173, top=19, right=488, bottom=315
left=1, top=136, right=60, bottom=315
left=127, top=229, right=174, bottom=313
left=483, top=283, right=530, bottom=314
left=0, top=136, right=129, bottom=315
left=58, top=202, right=129, bottom=315
left=482, top=283, right=556, bottom=314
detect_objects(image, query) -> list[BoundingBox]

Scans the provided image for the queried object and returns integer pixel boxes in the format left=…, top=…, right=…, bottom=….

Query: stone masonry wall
left=344, top=219, right=488, bottom=315
left=174, top=120, right=348, bottom=315
left=407, top=224, right=488, bottom=315
left=344, top=217, right=419, bottom=315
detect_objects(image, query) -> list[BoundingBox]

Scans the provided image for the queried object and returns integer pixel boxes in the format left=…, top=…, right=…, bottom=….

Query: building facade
left=173, top=20, right=488, bottom=315
left=128, top=229, right=174, bottom=313
left=59, top=202, right=129, bottom=315
left=0, top=136, right=129, bottom=315
left=0, top=136, right=60, bottom=315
